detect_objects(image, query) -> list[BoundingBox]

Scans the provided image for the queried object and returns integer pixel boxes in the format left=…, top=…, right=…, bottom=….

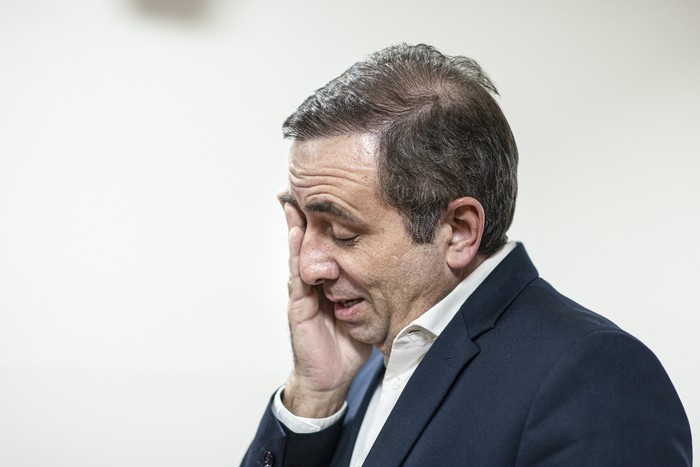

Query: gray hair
left=283, top=43, right=518, bottom=256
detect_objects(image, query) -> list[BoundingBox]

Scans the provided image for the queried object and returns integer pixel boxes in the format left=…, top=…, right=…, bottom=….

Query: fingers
left=279, top=192, right=315, bottom=307
left=285, top=202, right=309, bottom=302
left=286, top=204, right=303, bottom=272
left=276, top=188, right=289, bottom=210
left=283, top=200, right=305, bottom=232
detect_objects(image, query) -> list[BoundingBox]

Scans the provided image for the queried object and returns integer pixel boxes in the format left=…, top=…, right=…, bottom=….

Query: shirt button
left=263, top=451, right=274, bottom=467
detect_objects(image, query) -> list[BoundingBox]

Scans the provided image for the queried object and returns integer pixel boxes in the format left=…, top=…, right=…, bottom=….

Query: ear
left=442, top=197, right=485, bottom=271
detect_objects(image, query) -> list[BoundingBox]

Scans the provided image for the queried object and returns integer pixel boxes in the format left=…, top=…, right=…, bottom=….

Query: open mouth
left=332, top=297, right=364, bottom=320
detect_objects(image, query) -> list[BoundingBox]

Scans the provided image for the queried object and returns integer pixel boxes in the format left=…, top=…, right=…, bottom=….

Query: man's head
left=283, top=43, right=518, bottom=256
left=281, top=44, right=518, bottom=352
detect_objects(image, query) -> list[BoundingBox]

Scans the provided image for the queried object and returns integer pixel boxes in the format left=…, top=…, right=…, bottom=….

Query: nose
left=298, top=233, right=340, bottom=285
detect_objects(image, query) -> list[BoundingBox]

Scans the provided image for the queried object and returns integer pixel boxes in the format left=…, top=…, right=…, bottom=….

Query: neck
left=456, top=253, right=488, bottom=281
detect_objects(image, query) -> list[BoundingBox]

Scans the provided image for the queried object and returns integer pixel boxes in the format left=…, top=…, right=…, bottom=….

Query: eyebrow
left=279, top=193, right=298, bottom=208
left=279, top=193, right=358, bottom=223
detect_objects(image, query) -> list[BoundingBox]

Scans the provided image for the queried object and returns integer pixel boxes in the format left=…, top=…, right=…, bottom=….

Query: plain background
left=0, top=0, right=697, bottom=465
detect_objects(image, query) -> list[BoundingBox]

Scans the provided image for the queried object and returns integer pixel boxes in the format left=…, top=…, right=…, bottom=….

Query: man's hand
left=280, top=196, right=371, bottom=419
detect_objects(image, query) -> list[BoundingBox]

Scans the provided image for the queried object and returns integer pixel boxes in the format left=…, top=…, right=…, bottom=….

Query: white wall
left=0, top=1, right=697, bottom=465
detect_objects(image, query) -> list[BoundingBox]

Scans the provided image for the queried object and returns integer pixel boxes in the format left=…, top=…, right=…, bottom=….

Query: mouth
left=330, top=297, right=365, bottom=320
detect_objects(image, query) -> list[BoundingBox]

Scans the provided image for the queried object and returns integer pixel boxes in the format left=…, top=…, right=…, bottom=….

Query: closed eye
left=331, top=233, right=359, bottom=246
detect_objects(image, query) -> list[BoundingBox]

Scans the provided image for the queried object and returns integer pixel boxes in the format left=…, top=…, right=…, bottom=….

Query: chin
left=346, top=325, right=388, bottom=350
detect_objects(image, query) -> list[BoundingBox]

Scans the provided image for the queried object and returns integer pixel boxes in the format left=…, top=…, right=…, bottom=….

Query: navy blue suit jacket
left=243, top=244, right=692, bottom=466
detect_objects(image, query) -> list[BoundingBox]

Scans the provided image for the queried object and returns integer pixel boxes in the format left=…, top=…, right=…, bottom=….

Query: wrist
left=282, top=375, right=349, bottom=419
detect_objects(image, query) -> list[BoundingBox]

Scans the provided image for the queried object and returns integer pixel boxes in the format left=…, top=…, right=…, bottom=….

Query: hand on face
left=279, top=193, right=372, bottom=418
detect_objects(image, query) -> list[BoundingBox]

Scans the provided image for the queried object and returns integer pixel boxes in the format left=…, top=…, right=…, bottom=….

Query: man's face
left=286, top=133, right=457, bottom=354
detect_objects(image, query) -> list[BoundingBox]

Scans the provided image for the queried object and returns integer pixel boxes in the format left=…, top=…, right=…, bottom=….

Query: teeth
left=341, top=299, right=359, bottom=307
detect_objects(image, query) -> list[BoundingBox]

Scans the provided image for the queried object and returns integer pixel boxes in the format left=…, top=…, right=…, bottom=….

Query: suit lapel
left=330, top=351, right=385, bottom=466
left=363, top=315, right=478, bottom=465
left=363, top=243, right=539, bottom=465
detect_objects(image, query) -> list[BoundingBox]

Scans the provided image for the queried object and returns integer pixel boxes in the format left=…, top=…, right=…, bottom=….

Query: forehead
left=290, top=133, right=378, bottom=171
left=288, top=133, right=379, bottom=191
left=287, top=133, right=383, bottom=216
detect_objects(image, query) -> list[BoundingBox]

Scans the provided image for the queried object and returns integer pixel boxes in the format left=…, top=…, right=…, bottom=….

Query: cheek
left=396, top=245, right=446, bottom=289
left=363, top=256, right=416, bottom=303
left=341, top=235, right=437, bottom=299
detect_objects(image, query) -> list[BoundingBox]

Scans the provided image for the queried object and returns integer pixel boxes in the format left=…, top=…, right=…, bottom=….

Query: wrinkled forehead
left=287, top=133, right=380, bottom=188
left=288, top=133, right=379, bottom=167
left=285, top=133, right=384, bottom=212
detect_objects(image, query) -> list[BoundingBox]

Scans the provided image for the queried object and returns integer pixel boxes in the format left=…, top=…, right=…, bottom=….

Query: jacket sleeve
left=241, top=394, right=344, bottom=467
left=515, top=329, right=692, bottom=466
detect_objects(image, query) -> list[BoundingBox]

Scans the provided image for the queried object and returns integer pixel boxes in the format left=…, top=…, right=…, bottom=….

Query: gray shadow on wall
left=132, top=0, right=212, bottom=22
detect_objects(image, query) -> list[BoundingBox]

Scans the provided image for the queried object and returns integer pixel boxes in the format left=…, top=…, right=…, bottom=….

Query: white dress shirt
left=273, top=242, right=517, bottom=465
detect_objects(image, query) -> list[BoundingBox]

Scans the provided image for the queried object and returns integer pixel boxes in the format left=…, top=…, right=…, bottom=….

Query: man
left=242, top=44, right=692, bottom=466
